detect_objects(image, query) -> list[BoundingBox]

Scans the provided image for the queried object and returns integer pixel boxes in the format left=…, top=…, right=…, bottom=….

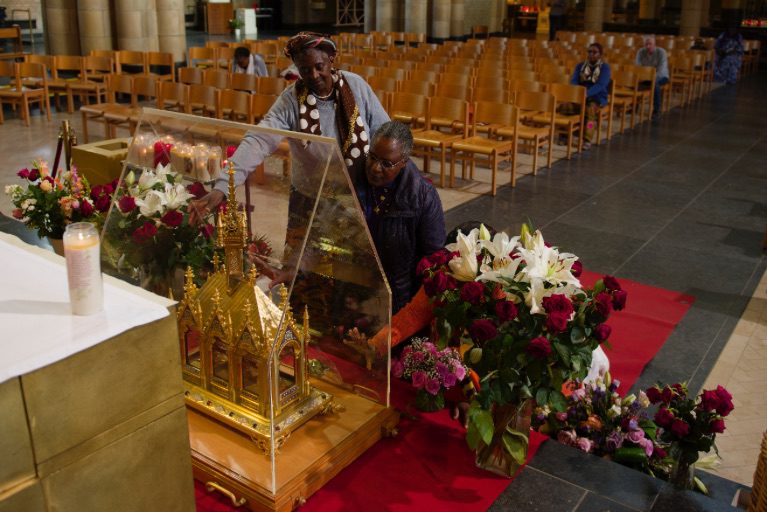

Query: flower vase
left=138, top=264, right=183, bottom=298
left=669, top=446, right=696, bottom=490
left=233, top=28, right=241, bottom=41
left=414, top=389, right=445, bottom=412
left=48, top=237, right=65, bottom=257
left=474, top=400, right=533, bottom=478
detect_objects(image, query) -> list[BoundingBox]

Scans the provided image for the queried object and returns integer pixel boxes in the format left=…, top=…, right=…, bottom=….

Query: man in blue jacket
left=570, top=43, right=611, bottom=149
left=353, top=121, right=446, bottom=314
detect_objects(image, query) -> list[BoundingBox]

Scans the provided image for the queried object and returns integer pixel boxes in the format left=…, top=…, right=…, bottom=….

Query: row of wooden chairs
left=176, top=67, right=286, bottom=95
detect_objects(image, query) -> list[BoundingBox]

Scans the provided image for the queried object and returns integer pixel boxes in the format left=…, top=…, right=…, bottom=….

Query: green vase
left=414, top=389, right=445, bottom=412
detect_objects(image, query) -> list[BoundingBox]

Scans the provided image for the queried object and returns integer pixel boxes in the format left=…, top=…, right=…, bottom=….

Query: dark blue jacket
left=353, top=160, right=446, bottom=314
left=571, top=62, right=611, bottom=106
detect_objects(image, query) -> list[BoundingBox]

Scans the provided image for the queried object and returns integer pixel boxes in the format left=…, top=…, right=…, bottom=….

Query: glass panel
left=278, top=343, right=296, bottom=396
left=184, top=327, right=201, bottom=371
left=211, top=339, right=229, bottom=386
left=241, top=356, right=260, bottom=402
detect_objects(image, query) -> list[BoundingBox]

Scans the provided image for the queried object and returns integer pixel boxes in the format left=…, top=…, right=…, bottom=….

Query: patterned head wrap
left=284, top=32, right=337, bottom=59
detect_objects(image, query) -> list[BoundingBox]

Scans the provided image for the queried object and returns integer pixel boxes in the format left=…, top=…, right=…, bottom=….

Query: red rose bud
left=670, top=419, right=690, bottom=438
left=131, top=221, right=158, bottom=244
left=495, top=300, right=518, bottom=322
left=612, top=290, right=628, bottom=311
left=595, top=291, right=612, bottom=317
left=161, top=209, right=184, bottom=227
left=226, top=145, right=237, bottom=158
left=95, top=194, right=111, bottom=213
left=425, top=271, right=456, bottom=297
left=186, top=181, right=207, bottom=199
left=671, top=383, right=686, bottom=396
left=571, top=260, right=583, bottom=278
left=715, top=385, right=734, bottom=416
left=27, top=168, right=40, bottom=181
left=460, top=281, right=485, bottom=305
left=468, top=319, right=498, bottom=343
left=661, top=386, right=675, bottom=403
left=652, top=446, right=667, bottom=459
left=430, top=249, right=450, bottom=267
left=594, top=323, right=611, bottom=341
left=416, top=255, right=433, bottom=277
left=79, top=199, right=95, bottom=217
left=603, top=275, right=622, bottom=291
left=699, top=389, right=720, bottom=411
left=654, top=406, right=674, bottom=427
left=118, top=195, right=137, bottom=213
left=645, top=386, right=662, bottom=404
left=12, top=208, right=23, bottom=219
left=709, top=418, right=726, bottom=434
left=526, top=336, right=552, bottom=359
left=200, top=223, right=215, bottom=239
left=17, top=168, right=30, bottom=179
left=542, top=294, right=574, bottom=316
left=90, top=185, right=104, bottom=200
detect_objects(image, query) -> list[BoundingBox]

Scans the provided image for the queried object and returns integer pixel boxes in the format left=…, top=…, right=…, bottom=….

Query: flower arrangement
left=534, top=374, right=663, bottom=474
left=417, top=224, right=627, bottom=475
left=647, top=382, right=732, bottom=490
left=101, top=164, right=216, bottom=295
left=392, top=338, right=468, bottom=412
left=229, top=17, right=244, bottom=30
left=6, top=161, right=105, bottom=239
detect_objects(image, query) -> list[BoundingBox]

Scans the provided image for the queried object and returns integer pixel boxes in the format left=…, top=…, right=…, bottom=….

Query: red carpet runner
left=195, top=271, right=694, bottom=511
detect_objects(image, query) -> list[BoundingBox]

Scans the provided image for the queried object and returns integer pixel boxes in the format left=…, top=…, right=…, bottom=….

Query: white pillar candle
left=63, top=222, right=103, bottom=316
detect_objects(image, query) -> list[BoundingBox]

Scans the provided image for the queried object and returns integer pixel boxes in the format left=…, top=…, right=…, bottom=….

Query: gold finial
left=302, top=306, right=310, bottom=343
left=279, top=284, right=289, bottom=309
left=212, top=253, right=220, bottom=272
left=227, top=163, right=238, bottom=210
left=248, top=265, right=258, bottom=284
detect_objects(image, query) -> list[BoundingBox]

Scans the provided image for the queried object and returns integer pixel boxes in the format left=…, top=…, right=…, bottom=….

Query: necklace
left=313, top=89, right=334, bottom=101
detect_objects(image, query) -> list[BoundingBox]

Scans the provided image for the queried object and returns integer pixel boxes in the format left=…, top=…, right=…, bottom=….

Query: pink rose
left=12, top=208, right=23, bottom=219
left=454, top=364, right=466, bottom=381
left=576, top=437, right=593, bottom=453
left=526, top=336, right=552, bottom=359
left=460, top=281, right=485, bottom=305
left=443, top=373, right=457, bottom=388
left=557, top=429, right=577, bottom=446
left=626, top=429, right=645, bottom=444
left=638, top=437, right=654, bottom=457
left=411, top=371, right=427, bottom=389
left=161, top=210, right=184, bottom=227
left=118, top=195, right=137, bottom=213
left=425, top=378, right=441, bottom=396
left=594, top=323, right=611, bottom=341
left=495, top=300, right=518, bottom=322
left=671, top=419, right=690, bottom=438
left=391, top=360, right=404, bottom=378
left=468, top=319, right=498, bottom=344
left=612, top=290, right=628, bottom=311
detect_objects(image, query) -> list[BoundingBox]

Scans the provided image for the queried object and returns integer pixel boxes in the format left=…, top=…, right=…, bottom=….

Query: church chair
left=145, top=52, right=175, bottom=81
left=411, top=96, right=469, bottom=187
left=500, top=90, right=555, bottom=175
left=450, top=101, right=518, bottom=195
left=388, top=92, right=430, bottom=129
left=79, top=73, right=133, bottom=142
left=609, top=70, right=638, bottom=135
left=104, top=75, right=158, bottom=138
left=216, top=47, right=236, bottom=72
left=188, top=47, right=216, bottom=69
left=230, top=73, right=258, bottom=94
left=202, top=68, right=230, bottom=90
left=410, top=69, right=439, bottom=83
left=217, top=88, right=252, bottom=123
left=0, top=62, right=51, bottom=126
left=157, top=80, right=188, bottom=112
left=256, top=76, right=286, bottom=96
left=178, top=66, right=203, bottom=85
left=116, top=50, right=148, bottom=75
left=399, top=79, right=434, bottom=97
left=67, top=56, right=109, bottom=110
left=542, top=82, right=586, bottom=159
left=250, top=93, right=277, bottom=123
left=47, top=55, right=83, bottom=113
left=375, top=67, right=408, bottom=81
left=368, top=75, right=399, bottom=94
left=187, top=84, right=218, bottom=117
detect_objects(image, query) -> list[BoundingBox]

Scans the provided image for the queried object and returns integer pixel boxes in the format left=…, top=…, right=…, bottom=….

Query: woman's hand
left=189, top=190, right=225, bottom=224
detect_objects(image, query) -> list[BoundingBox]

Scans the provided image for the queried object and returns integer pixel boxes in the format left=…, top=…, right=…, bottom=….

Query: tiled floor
left=1, top=37, right=766, bottom=509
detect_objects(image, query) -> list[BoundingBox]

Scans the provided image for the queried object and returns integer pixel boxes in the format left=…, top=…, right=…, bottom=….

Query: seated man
left=635, top=35, right=669, bottom=119
left=570, top=42, right=611, bottom=149
left=352, top=121, right=446, bottom=315
left=233, top=46, right=268, bottom=77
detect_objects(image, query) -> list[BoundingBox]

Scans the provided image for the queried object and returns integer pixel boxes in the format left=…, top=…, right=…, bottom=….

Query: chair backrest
left=203, top=68, right=230, bottom=89
left=89, top=50, right=117, bottom=70
left=52, top=55, right=84, bottom=80
left=217, top=47, right=236, bottom=71
left=187, top=84, right=218, bottom=114
left=375, top=67, right=408, bottom=81
left=515, top=90, right=556, bottom=116
left=117, top=50, right=147, bottom=74
left=178, top=66, right=203, bottom=85
left=188, top=47, right=216, bottom=67
left=410, top=69, right=439, bottom=82
left=547, top=82, right=586, bottom=106
left=472, top=101, right=516, bottom=135
left=368, top=75, right=398, bottom=93
left=218, top=89, right=252, bottom=123
left=425, top=96, right=468, bottom=133
left=133, top=75, right=158, bottom=102
left=435, top=82, right=470, bottom=101
left=256, top=76, right=285, bottom=95
left=416, top=62, right=444, bottom=74
left=107, top=73, right=135, bottom=104
left=473, top=86, right=509, bottom=104
left=157, top=80, right=188, bottom=109
left=205, top=41, right=229, bottom=48
left=389, top=92, right=430, bottom=120
left=24, top=54, right=53, bottom=73
left=399, top=79, right=434, bottom=96
left=83, top=55, right=113, bottom=80
left=147, top=52, right=175, bottom=78
left=251, top=93, right=278, bottom=122
left=17, top=62, right=48, bottom=87
left=230, top=72, right=258, bottom=93
left=509, top=69, right=537, bottom=82
left=510, top=79, right=544, bottom=96
left=439, top=72, right=473, bottom=89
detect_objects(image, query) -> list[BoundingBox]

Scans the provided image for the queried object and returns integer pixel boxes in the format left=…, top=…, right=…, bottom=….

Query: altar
left=0, top=233, right=195, bottom=512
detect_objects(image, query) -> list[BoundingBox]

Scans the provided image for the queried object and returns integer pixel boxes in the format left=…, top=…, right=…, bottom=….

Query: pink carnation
left=411, top=371, right=427, bottom=389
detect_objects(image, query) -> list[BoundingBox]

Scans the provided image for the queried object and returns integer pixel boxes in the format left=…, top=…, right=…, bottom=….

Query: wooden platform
left=188, top=381, right=399, bottom=511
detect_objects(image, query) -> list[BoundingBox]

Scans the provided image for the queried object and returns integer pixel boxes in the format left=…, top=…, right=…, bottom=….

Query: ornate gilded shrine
left=177, top=167, right=334, bottom=454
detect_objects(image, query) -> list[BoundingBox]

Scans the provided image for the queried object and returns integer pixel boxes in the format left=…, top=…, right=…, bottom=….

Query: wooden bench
left=0, top=26, right=27, bottom=61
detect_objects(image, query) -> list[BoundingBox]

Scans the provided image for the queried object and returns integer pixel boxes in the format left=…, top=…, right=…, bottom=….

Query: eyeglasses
left=367, top=151, right=406, bottom=170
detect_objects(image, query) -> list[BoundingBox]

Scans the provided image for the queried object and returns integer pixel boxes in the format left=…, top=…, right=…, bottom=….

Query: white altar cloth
left=0, top=233, right=172, bottom=384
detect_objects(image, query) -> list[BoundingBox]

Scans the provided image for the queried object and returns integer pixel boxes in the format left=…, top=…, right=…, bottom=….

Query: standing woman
left=192, top=32, right=390, bottom=215
left=714, top=26, right=745, bottom=85
left=570, top=43, right=611, bottom=150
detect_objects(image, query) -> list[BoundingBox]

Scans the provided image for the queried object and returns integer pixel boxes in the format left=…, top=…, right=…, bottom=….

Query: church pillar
left=584, top=0, right=605, bottom=32
left=114, top=0, right=159, bottom=51
left=77, top=0, right=113, bottom=53
left=679, top=0, right=702, bottom=36
left=450, top=0, right=464, bottom=38
left=156, top=0, right=186, bottom=61
left=375, top=0, right=395, bottom=31
left=404, top=0, right=427, bottom=35
left=639, top=0, right=657, bottom=22
left=700, top=0, right=710, bottom=28
left=365, top=0, right=376, bottom=33
left=44, top=0, right=81, bottom=54
left=432, top=0, right=451, bottom=40
left=603, top=0, right=613, bottom=24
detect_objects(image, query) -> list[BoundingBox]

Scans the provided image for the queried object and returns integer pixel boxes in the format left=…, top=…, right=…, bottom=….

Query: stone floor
left=1, top=36, right=765, bottom=511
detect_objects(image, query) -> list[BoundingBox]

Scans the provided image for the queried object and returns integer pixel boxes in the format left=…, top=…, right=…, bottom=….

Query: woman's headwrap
left=284, top=32, right=337, bottom=59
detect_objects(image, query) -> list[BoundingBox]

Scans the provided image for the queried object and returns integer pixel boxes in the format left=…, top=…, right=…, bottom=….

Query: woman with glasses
left=353, top=121, right=446, bottom=314
left=570, top=43, right=611, bottom=149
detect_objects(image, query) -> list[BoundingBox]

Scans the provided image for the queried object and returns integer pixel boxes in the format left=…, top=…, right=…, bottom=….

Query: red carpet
left=195, top=271, right=694, bottom=512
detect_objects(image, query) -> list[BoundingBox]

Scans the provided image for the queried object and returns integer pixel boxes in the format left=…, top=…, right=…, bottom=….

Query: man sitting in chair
left=635, top=35, right=669, bottom=120
left=233, top=46, right=268, bottom=77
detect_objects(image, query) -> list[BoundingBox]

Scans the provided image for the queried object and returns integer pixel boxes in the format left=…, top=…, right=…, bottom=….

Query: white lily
left=155, top=163, right=176, bottom=184
left=164, top=182, right=193, bottom=210
left=137, top=169, right=160, bottom=191
left=478, top=223, right=492, bottom=241
left=135, top=189, right=167, bottom=217
left=447, top=229, right=480, bottom=281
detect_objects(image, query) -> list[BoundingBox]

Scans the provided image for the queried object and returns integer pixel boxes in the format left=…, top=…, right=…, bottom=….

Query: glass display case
left=99, top=109, right=397, bottom=507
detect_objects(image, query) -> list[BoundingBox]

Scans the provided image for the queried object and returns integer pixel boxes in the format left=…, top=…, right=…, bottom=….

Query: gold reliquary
left=177, top=166, right=334, bottom=455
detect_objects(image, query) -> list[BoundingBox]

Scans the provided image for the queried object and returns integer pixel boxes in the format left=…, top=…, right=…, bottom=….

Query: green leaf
left=613, top=446, right=647, bottom=465
left=639, top=420, right=657, bottom=441
left=468, top=405, right=495, bottom=447
left=552, top=341, right=571, bottom=366
left=535, top=388, right=549, bottom=407
left=502, top=429, right=529, bottom=466
left=570, top=326, right=586, bottom=344
left=469, top=347, right=483, bottom=365
left=593, top=279, right=606, bottom=293
left=549, top=390, right=567, bottom=412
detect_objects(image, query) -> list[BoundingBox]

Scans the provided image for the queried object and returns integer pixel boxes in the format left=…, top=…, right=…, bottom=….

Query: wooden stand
left=188, top=381, right=399, bottom=511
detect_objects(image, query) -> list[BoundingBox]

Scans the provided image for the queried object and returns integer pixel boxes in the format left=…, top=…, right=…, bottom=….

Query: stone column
left=450, top=0, right=464, bottom=38
left=376, top=0, right=395, bottom=31
left=114, top=0, right=159, bottom=52
left=639, top=0, right=657, bottom=22
left=77, top=0, right=113, bottom=53
left=365, top=0, right=376, bottom=33
left=156, top=0, right=186, bottom=62
left=404, top=0, right=427, bottom=35
left=432, top=0, right=451, bottom=40
left=679, top=0, right=702, bottom=36
left=492, top=0, right=506, bottom=34
left=584, top=0, right=605, bottom=32
left=44, top=0, right=81, bottom=55
left=603, top=0, right=613, bottom=23
left=700, top=0, right=710, bottom=29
